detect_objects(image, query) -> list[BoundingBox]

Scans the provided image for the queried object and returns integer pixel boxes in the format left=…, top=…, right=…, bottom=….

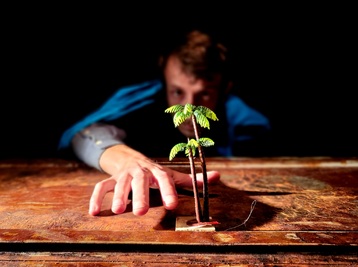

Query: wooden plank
left=0, top=158, right=357, bottom=265
left=0, top=158, right=357, bottom=238
left=1, top=250, right=357, bottom=266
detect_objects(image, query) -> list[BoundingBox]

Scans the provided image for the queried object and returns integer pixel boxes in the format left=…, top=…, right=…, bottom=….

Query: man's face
left=164, top=55, right=222, bottom=138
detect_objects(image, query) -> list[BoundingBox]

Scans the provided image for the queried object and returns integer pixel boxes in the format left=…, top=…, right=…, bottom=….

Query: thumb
left=172, top=170, right=220, bottom=188
left=196, top=170, right=221, bottom=185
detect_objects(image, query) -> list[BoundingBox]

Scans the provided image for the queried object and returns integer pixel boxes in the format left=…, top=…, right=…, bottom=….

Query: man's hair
left=159, top=29, right=231, bottom=85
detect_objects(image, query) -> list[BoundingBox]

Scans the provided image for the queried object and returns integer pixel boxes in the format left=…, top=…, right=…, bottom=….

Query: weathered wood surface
left=0, top=157, right=357, bottom=266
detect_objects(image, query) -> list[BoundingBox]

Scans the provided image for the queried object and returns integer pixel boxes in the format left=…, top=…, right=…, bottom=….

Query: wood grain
left=1, top=157, right=357, bottom=265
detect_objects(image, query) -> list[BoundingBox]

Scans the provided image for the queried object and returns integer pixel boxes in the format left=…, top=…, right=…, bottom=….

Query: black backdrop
left=1, top=7, right=356, bottom=159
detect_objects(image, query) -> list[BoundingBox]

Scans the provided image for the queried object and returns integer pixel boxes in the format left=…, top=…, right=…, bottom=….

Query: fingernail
left=112, top=200, right=125, bottom=213
left=164, top=195, right=178, bottom=209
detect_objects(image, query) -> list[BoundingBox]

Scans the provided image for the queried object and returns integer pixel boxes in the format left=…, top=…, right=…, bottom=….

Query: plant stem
left=187, top=137, right=203, bottom=223
left=191, top=116, right=210, bottom=222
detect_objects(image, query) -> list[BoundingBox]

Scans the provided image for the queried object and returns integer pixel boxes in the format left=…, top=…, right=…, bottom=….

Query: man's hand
left=88, top=144, right=220, bottom=216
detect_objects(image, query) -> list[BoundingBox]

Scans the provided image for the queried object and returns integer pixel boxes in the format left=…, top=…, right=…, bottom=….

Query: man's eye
left=200, top=91, right=211, bottom=101
left=173, top=89, right=183, bottom=97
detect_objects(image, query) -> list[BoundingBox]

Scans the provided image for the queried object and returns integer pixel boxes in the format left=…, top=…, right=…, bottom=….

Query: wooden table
left=0, top=157, right=357, bottom=266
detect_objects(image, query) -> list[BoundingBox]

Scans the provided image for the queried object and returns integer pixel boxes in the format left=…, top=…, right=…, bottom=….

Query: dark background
left=1, top=6, right=356, bottom=160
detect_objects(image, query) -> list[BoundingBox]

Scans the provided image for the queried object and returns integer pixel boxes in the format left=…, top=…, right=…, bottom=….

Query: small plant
left=165, top=103, right=218, bottom=224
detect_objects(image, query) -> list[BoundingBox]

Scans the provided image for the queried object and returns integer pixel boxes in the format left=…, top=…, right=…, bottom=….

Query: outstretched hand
left=88, top=144, right=220, bottom=216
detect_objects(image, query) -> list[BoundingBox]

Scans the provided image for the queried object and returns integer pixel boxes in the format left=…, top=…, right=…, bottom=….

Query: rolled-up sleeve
left=71, top=123, right=126, bottom=171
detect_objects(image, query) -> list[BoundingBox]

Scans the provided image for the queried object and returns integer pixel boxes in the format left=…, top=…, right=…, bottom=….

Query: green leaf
left=198, top=137, right=215, bottom=147
left=173, top=111, right=191, bottom=127
left=183, top=103, right=195, bottom=115
left=165, top=104, right=184, bottom=114
left=185, top=146, right=197, bottom=157
left=187, top=138, right=199, bottom=148
left=186, top=139, right=198, bottom=157
left=169, top=143, right=187, bottom=160
left=194, top=111, right=210, bottom=129
left=196, top=106, right=219, bottom=121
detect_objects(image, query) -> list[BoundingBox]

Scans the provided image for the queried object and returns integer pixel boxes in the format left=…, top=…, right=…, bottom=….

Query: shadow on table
left=153, top=181, right=283, bottom=231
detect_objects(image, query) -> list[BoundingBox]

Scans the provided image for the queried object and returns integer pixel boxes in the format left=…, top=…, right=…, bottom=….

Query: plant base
left=175, top=216, right=217, bottom=232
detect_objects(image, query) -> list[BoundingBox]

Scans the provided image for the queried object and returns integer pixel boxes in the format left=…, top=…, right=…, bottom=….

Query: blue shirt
left=59, top=79, right=271, bottom=157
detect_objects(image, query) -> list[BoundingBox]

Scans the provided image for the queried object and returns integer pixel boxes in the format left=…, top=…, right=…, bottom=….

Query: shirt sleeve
left=58, top=79, right=162, bottom=149
left=216, top=94, right=271, bottom=157
left=71, top=123, right=127, bottom=171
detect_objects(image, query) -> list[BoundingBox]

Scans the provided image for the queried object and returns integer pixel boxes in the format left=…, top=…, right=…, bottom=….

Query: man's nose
left=185, top=94, right=203, bottom=106
left=184, top=94, right=195, bottom=105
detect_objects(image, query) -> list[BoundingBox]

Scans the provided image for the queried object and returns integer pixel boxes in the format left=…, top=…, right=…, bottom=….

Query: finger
left=171, top=170, right=221, bottom=188
left=111, top=175, right=132, bottom=214
left=89, top=178, right=117, bottom=216
left=152, top=168, right=178, bottom=210
left=131, top=169, right=150, bottom=216
left=195, top=170, right=221, bottom=184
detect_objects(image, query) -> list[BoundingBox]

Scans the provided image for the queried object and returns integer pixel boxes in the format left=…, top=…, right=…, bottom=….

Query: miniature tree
left=169, top=137, right=203, bottom=223
left=165, top=103, right=218, bottom=223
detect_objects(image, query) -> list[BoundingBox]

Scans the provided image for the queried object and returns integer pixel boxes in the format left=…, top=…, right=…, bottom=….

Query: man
left=59, top=29, right=271, bottom=217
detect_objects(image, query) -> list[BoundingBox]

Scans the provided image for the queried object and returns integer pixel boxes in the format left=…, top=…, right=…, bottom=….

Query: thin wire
left=224, top=200, right=257, bottom=231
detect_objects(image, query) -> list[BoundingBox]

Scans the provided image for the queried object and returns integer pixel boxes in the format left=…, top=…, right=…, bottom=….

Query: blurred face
left=164, top=55, right=222, bottom=137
